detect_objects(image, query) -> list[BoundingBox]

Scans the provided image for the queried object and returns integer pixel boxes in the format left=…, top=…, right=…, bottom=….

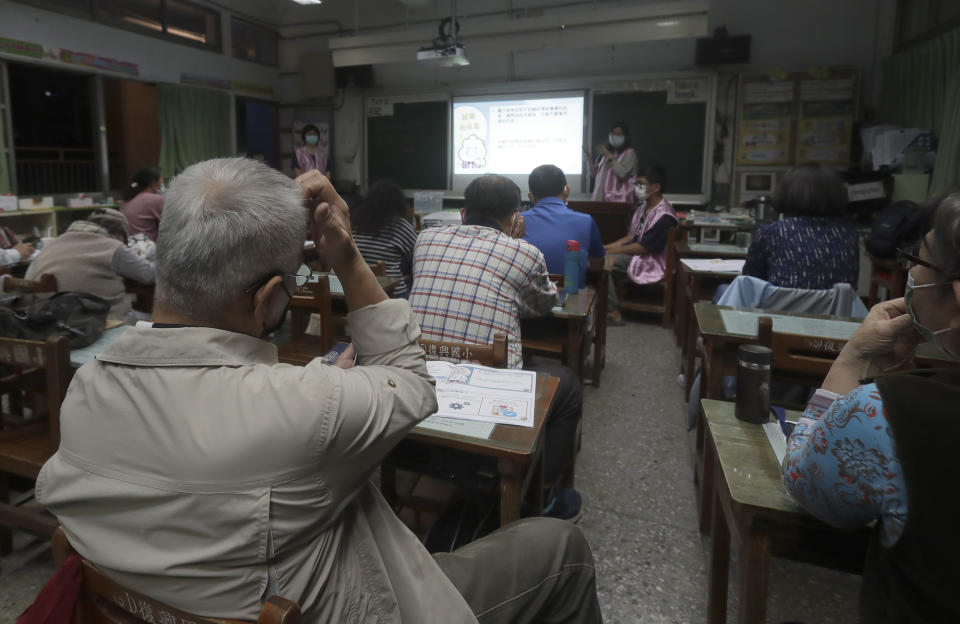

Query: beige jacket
left=37, top=299, right=476, bottom=623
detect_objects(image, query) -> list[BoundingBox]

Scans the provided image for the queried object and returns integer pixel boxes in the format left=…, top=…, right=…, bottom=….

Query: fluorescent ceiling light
left=292, top=0, right=323, bottom=4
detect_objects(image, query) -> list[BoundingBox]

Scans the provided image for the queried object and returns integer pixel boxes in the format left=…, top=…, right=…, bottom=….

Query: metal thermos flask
left=735, top=344, right=772, bottom=424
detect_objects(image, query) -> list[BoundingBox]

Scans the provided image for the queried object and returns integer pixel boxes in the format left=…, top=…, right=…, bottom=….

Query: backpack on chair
left=865, top=200, right=928, bottom=259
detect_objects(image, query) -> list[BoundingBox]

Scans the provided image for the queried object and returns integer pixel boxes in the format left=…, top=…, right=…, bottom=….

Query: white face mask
left=609, top=134, right=625, bottom=148
left=634, top=184, right=647, bottom=201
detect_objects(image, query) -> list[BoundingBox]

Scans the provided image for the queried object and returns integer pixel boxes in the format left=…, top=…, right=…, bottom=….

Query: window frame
left=230, top=15, right=279, bottom=68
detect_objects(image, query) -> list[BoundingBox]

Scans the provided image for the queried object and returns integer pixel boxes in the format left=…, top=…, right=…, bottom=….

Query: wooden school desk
left=521, top=287, right=596, bottom=381
left=672, top=242, right=747, bottom=347
left=675, top=261, right=744, bottom=392
left=700, top=400, right=868, bottom=624
left=385, top=372, right=559, bottom=527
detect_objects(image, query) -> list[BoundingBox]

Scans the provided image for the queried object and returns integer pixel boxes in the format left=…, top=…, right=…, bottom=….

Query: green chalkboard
left=367, top=101, right=447, bottom=189
left=591, top=91, right=706, bottom=195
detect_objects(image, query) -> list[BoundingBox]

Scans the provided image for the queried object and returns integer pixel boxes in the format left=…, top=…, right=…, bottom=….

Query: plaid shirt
left=410, top=223, right=558, bottom=369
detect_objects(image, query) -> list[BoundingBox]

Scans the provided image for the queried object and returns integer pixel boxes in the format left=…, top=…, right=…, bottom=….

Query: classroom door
left=103, top=78, right=160, bottom=191
left=236, top=97, right=279, bottom=169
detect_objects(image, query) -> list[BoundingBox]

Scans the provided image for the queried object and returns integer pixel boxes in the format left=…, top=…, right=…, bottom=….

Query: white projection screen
left=451, top=91, right=586, bottom=194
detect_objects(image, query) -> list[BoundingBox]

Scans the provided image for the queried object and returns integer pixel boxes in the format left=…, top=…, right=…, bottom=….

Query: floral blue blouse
left=783, top=383, right=906, bottom=547
left=743, top=216, right=861, bottom=290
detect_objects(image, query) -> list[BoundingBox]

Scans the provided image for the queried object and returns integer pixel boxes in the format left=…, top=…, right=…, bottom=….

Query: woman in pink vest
left=604, top=165, right=678, bottom=325
left=120, top=167, right=164, bottom=242
left=292, top=124, right=330, bottom=178
left=587, top=122, right=638, bottom=203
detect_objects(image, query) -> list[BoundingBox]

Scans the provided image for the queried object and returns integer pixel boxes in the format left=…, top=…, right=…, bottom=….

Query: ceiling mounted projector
left=418, top=13, right=469, bottom=67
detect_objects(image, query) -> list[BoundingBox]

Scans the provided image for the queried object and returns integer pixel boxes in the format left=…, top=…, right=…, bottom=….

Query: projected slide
left=453, top=96, right=584, bottom=176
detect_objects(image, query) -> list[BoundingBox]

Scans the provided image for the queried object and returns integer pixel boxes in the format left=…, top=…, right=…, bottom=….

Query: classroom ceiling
left=265, top=0, right=648, bottom=32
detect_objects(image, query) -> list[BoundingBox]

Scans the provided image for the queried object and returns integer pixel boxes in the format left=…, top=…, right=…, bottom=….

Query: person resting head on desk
left=25, top=207, right=154, bottom=320
left=742, top=162, right=860, bottom=290
left=603, top=165, right=678, bottom=325
left=782, top=191, right=960, bottom=623
left=36, top=160, right=601, bottom=623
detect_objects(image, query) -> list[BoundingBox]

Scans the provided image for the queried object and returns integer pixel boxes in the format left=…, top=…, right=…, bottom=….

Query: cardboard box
left=0, top=195, right=17, bottom=212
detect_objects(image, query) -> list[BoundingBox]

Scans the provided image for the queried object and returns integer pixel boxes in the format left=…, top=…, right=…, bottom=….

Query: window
left=97, top=0, right=221, bottom=51
left=232, top=17, right=279, bottom=66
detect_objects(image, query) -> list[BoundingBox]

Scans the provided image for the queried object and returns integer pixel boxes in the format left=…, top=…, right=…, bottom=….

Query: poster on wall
left=291, top=120, right=330, bottom=175
left=736, top=79, right=795, bottom=166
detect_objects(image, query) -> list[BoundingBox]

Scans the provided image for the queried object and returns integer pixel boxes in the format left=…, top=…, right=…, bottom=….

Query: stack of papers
left=425, top=361, right=537, bottom=428
left=680, top=258, right=745, bottom=273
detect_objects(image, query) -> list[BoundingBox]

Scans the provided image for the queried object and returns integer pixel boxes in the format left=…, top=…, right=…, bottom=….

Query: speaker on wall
left=335, top=65, right=374, bottom=88
left=695, top=31, right=751, bottom=66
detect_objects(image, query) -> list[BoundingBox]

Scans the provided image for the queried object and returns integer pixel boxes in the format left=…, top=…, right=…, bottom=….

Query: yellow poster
left=737, top=117, right=792, bottom=165
left=795, top=115, right=852, bottom=165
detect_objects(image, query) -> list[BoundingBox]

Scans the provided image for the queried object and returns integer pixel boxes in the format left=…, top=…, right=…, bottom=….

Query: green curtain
left=0, top=104, right=10, bottom=195
left=158, top=84, right=232, bottom=176
left=930, top=72, right=960, bottom=195
left=882, top=27, right=960, bottom=133
left=882, top=27, right=960, bottom=195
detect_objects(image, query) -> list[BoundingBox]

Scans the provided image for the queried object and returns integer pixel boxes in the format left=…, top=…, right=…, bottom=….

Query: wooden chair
left=275, top=276, right=333, bottom=367
left=417, top=333, right=508, bottom=368
left=616, top=227, right=677, bottom=327
left=51, top=528, right=301, bottom=624
left=868, top=254, right=907, bottom=308
left=3, top=273, right=57, bottom=293
left=757, top=317, right=846, bottom=408
left=0, top=335, right=71, bottom=554
left=381, top=334, right=508, bottom=533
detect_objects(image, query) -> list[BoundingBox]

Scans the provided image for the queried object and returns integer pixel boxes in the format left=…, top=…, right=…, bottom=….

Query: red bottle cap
left=565, top=240, right=580, bottom=251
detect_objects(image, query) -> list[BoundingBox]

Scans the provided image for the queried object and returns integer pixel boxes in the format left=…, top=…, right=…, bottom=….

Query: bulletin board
left=736, top=67, right=859, bottom=167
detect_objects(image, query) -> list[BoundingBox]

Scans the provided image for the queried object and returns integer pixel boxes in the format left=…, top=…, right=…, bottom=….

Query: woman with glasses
left=742, top=163, right=860, bottom=289
left=586, top=122, right=638, bottom=203
left=782, top=192, right=960, bottom=622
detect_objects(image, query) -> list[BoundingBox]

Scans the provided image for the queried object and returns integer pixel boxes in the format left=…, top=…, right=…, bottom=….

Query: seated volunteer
left=783, top=192, right=960, bottom=622
left=743, top=163, right=860, bottom=289
left=351, top=179, right=418, bottom=298
left=522, top=164, right=605, bottom=288
left=25, top=208, right=154, bottom=319
left=36, top=159, right=601, bottom=623
left=410, top=174, right=585, bottom=520
left=603, top=165, right=678, bottom=325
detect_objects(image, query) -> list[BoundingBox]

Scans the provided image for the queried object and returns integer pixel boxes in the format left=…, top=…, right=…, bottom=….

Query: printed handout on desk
left=680, top=258, right=745, bottom=273
left=426, top=361, right=536, bottom=427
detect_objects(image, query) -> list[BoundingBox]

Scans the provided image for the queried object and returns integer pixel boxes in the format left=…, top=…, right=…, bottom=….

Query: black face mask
left=246, top=265, right=311, bottom=338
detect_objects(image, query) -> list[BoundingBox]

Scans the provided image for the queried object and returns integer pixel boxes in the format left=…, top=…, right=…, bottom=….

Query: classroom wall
left=278, top=0, right=897, bottom=189
left=0, top=0, right=279, bottom=96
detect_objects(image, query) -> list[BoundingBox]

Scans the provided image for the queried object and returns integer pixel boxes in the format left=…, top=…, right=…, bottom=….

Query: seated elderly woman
left=25, top=208, right=154, bottom=319
left=743, top=163, right=860, bottom=290
left=783, top=192, right=960, bottom=622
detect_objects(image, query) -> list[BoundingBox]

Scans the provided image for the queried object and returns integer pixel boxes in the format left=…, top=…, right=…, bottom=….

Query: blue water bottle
left=563, top=240, right=581, bottom=294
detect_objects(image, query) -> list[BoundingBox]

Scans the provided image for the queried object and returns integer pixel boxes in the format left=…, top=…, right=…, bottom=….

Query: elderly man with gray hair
left=36, top=158, right=601, bottom=623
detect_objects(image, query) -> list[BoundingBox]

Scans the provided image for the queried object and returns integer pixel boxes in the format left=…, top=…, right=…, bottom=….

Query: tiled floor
left=0, top=318, right=862, bottom=622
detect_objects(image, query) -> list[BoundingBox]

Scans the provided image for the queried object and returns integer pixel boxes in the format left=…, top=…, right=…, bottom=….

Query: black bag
left=866, top=200, right=928, bottom=259
left=0, top=292, right=110, bottom=349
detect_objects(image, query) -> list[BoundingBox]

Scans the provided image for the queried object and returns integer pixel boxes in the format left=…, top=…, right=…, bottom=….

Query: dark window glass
left=8, top=63, right=96, bottom=194
left=166, top=0, right=221, bottom=49
left=97, top=0, right=219, bottom=51
left=97, top=0, right=163, bottom=35
left=231, top=17, right=278, bottom=66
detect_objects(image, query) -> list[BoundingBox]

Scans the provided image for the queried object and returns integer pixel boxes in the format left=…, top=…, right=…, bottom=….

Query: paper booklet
left=425, top=361, right=537, bottom=428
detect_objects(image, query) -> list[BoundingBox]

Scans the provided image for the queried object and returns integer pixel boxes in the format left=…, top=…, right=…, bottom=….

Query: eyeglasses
left=244, top=264, right=313, bottom=295
left=896, top=245, right=944, bottom=273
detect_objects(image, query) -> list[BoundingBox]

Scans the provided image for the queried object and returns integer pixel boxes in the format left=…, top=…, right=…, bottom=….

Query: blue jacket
left=521, top=197, right=605, bottom=287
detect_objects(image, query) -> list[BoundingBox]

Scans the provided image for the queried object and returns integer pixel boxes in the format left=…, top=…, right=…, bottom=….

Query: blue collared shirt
left=521, top=197, right=605, bottom=287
